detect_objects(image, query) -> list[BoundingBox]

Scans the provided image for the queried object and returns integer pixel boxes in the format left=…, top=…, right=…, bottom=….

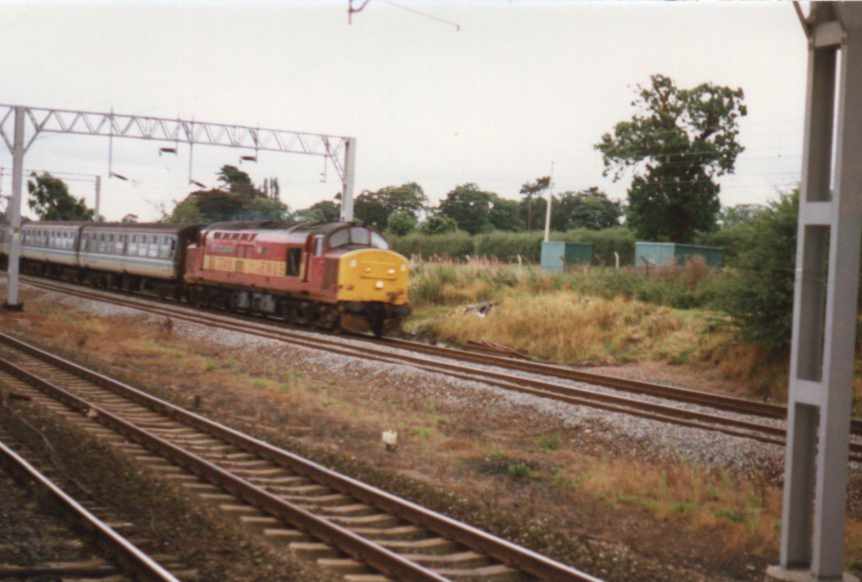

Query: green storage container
left=541, top=241, right=593, bottom=271
left=635, top=242, right=723, bottom=268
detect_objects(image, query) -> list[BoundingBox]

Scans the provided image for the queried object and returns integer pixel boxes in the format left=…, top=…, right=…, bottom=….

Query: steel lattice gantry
left=771, top=3, right=862, bottom=582
left=0, top=105, right=357, bottom=308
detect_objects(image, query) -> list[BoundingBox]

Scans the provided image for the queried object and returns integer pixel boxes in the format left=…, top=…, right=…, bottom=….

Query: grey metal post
left=776, top=4, right=862, bottom=580
left=94, top=175, right=101, bottom=221
left=340, top=137, right=356, bottom=222
left=4, top=106, right=25, bottom=310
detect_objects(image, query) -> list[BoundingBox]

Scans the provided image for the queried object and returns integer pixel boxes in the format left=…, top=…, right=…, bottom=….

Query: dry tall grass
left=574, top=457, right=782, bottom=555
left=425, top=292, right=701, bottom=365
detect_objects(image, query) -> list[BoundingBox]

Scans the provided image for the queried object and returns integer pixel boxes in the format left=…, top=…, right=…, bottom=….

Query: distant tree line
left=292, top=180, right=623, bottom=237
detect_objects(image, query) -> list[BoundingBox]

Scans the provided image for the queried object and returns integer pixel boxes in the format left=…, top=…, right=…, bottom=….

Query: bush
left=474, top=231, right=544, bottom=262
left=390, top=227, right=637, bottom=265
left=419, top=213, right=457, bottom=235
left=716, top=190, right=798, bottom=352
left=695, top=222, right=755, bottom=266
left=387, top=210, right=417, bottom=236
left=562, top=227, right=635, bottom=266
left=391, top=230, right=474, bottom=260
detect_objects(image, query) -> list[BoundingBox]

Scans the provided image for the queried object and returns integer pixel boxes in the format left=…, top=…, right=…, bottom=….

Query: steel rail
left=0, top=354, right=449, bottom=582
left=0, top=332, right=600, bottom=582
left=378, top=337, right=791, bottom=418
left=16, top=277, right=862, bottom=459
left=0, top=435, right=181, bottom=582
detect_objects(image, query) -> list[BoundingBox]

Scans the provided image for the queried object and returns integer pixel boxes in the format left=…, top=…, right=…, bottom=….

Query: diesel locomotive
left=0, top=220, right=410, bottom=336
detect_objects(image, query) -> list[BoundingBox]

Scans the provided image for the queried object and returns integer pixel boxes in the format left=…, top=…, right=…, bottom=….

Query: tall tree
left=596, top=74, right=747, bottom=242
left=387, top=210, right=417, bottom=236
left=552, top=188, right=622, bottom=231
left=488, top=195, right=523, bottom=231
left=296, top=199, right=341, bottom=223
left=354, top=182, right=427, bottom=230
left=519, top=176, right=550, bottom=231
left=438, top=183, right=495, bottom=234
left=27, top=172, right=95, bottom=221
left=719, top=203, right=765, bottom=228
left=419, top=212, right=457, bottom=235
left=217, top=165, right=259, bottom=197
left=169, top=188, right=290, bottom=224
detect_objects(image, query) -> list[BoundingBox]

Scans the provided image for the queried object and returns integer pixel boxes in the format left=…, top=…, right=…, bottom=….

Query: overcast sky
left=0, top=0, right=808, bottom=221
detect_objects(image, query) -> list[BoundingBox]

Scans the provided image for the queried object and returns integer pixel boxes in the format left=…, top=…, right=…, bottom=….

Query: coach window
left=287, top=248, right=302, bottom=276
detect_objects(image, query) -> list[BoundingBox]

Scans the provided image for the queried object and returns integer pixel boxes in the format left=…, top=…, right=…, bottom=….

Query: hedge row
left=389, top=227, right=636, bottom=265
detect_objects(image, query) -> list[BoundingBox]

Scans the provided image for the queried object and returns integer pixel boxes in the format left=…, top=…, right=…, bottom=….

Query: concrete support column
left=340, top=137, right=356, bottom=222
left=3, top=106, right=25, bottom=310
left=773, top=4, right=862, bottom=581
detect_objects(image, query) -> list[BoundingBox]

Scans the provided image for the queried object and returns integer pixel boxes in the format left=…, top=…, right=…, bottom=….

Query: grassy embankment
left=405, top=259, right=834, bottom=404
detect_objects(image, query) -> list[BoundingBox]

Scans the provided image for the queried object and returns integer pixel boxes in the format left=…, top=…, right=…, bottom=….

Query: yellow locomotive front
left=330, top=233, right=410, bottom=336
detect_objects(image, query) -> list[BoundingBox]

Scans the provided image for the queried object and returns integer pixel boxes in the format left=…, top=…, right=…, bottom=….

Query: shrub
left=562, top=227, right=636, bottom=266
left=474, top=231, right=544, bottom=262
left=716, top=190, right=798, bottom=352
left=418, top=213, right=457, bottom=235
left=390, top=230, right=474, bottom=260
left=390, top=227, right=638, bottom=265
left=696, top=221, right=755, bottom=266
left=386, top=210, right=417, bottom=236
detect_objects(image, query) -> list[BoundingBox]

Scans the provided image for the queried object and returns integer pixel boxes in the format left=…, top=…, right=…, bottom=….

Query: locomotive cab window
left=370, top=233, right=389, bottom=250
left=287, top=248, right=302, bottom=277
left=328, top=229, right=349, bottom=249
left=350, top=227, right=369, bottom=246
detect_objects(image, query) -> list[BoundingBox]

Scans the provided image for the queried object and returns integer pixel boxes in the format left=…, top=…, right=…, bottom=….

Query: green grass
left=536, top=433, right=561, bottom=452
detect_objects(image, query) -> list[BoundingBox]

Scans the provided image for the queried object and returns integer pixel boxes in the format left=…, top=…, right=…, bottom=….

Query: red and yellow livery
left=0, top=220, right=410, bottom=336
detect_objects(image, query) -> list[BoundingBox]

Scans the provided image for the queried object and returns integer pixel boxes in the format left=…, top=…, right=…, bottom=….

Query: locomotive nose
left=336, top=248, right=409, bottom=305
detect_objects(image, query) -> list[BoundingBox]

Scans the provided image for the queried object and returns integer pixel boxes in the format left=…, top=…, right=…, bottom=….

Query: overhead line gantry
left=0, top=103, right=357, bottom=310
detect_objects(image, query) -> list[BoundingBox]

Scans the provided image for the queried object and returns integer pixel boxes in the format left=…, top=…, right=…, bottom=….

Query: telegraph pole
left=544, top=161, right=554, bottom=243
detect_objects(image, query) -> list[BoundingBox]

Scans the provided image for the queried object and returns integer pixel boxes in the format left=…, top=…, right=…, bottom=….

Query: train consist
left=0, top=220, right=410, bottom=335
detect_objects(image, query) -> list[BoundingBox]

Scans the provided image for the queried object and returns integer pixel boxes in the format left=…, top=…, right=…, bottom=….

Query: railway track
left=0, top=424, right=183, bottom=581
left=0, top=332, right=598, bottom=581
left=15, top=275, right=862, bottom=460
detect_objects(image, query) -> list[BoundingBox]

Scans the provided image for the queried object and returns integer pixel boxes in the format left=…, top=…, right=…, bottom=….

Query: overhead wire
left=379, top=0, right=462, bottom=31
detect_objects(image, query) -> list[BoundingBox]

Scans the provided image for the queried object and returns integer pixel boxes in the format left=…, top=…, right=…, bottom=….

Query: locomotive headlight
left=375, top=281, right=384, bottom=289
left=387, top=268, right=396, bottom=275
left=349, top=259, right=357, bottom=268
